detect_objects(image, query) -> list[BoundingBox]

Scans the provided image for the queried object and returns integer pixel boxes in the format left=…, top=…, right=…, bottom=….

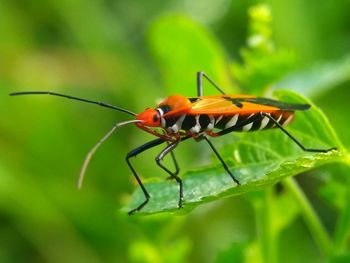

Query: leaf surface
left=148, top=15, right=237, bottom=95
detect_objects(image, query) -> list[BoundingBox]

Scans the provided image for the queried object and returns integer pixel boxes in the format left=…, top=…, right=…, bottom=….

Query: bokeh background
left=1, top=0, right=350, bottom=262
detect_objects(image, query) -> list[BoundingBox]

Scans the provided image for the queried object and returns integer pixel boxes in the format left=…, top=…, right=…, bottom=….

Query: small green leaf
left=148, top=15, right=237, bottom=95
left=124, top=90, right=346, bottom=215
left=274, top=54, right=350, bottom=97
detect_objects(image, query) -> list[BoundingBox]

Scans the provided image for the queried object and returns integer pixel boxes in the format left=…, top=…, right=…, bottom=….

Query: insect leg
left=197, top=71, right=226, bottom=96
left=126, top=138, right=166, bottom=215
left=155, top=139, right=184, bottom=208
left=202, top=135, right=240, bottom=185
left=261, top=112, right=337, bottom=153
left=168, top=142, right=180, bottom=176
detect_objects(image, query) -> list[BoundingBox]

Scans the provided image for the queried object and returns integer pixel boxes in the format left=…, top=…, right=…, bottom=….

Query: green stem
left=283, top=177, right=331, bottom=256
left=256, top=188, right=277, bottom=263
left=333, top=191, right=350, bottom=253
left=333, top=159, right=350, bottom=254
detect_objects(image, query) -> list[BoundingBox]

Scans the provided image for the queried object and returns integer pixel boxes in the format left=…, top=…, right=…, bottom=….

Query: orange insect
left=10, top=72, right=336, bottom=214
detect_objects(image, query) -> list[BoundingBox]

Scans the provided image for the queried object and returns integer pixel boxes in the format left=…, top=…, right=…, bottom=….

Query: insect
left=11, top=72, right=336, bottom=215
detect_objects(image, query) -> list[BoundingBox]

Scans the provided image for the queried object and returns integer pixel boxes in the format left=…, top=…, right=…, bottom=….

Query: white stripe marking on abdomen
left=170, top=114, right=186, bottom=133
left=225, top=114, right=239, bottom=129
left=242, top=122, right=253, bottom=131
left=282, top=114, right=293, bottom=126
left=259, top=116, right=270, bottom=130
left=190, top=115, right=201, bottom=133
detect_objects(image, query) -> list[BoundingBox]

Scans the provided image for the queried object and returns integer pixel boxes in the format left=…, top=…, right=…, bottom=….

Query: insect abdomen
left=162, top=111, right=294, bottom=134
left=163, top=114, right=213, bottom=133
left=214, top=111, right=294, bottom=132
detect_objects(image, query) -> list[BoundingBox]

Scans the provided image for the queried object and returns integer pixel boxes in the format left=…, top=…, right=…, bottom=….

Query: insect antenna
left=77, top=119, right=143, bottom=189
left=10, top=91, right=136, bottom=116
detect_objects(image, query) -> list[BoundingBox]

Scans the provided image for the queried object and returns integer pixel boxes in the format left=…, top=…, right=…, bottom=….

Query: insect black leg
left=197, top=71, right=226, bottom=96
left=155, top=139, right=184, bottom=208
left=168, top=142, right=180, bottom=176
left=202, top=136, right=240, bottom=185
left=261, top=112, right=337, bottom=153
left=126, top=138, right=166, bottom=215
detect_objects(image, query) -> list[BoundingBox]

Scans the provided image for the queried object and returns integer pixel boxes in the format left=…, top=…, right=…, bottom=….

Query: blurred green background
left=1, top=0, right=350, bottom=262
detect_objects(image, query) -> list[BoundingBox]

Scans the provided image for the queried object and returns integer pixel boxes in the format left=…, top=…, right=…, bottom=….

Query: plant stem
left=283, top=177, right=331, bottom=256
left=333, top=160, right=350, bottom=254
left=256, top=188, right=277, bottom=263
left=333, top=191, right=350, bottom=253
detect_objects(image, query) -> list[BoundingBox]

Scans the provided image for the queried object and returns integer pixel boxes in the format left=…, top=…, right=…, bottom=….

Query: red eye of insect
left=136, top=108, right=161, bottom=127
left=153, top=114, right=159, bottom=122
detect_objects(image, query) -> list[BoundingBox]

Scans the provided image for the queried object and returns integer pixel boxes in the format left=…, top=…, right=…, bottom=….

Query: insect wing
left=188, top=95, right=276, bottom=115
left=188, top=95, right=310, bottom=115
left=243, top=97, right=311, bottom=111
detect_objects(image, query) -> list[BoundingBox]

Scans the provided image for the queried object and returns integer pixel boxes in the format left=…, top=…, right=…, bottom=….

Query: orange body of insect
left=10, top=72, right=335, bottom=215
left=135, top=94, right=307, bottom=141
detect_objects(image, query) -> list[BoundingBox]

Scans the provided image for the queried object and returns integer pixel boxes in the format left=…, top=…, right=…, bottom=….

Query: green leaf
left=273, top=54, right=350, bottom=98
left=148, top=15, right=237, bottom=95
left=124, top=90, right=346, bottom=215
